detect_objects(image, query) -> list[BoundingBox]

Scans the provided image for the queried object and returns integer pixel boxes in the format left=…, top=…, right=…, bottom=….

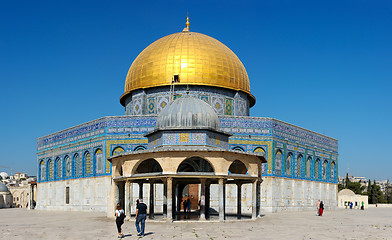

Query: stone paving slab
left=0, top=208, right=391, bottom=240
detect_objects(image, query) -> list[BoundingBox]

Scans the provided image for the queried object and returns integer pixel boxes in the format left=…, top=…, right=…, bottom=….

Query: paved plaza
left=1, top=208, right=391, bottom=240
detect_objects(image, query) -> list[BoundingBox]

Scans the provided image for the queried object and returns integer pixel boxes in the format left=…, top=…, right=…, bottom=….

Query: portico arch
left=177, top=157, right=214, bottom=173
left=228, top=160, right=248, bottom=174
left=134, top=158, right=163, bottom=174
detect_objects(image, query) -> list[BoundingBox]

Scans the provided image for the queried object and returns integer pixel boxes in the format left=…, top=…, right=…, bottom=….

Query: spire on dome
left=182, top=14, right=190, bottom=32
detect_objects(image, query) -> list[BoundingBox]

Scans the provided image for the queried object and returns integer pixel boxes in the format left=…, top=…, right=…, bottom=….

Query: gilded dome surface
left=157, top=94, right=220, bottom=130
left=121, top=30, right=253, bottom=105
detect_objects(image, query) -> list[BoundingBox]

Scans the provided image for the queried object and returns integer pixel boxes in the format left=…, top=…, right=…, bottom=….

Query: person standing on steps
left=115, top=203, right=125, bottom=238
left=135, top=199, right=147, bottom=237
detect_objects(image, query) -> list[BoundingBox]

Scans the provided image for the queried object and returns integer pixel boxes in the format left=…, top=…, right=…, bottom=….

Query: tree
left=367, top=179, right=373, bottom=203
left=345, top=173, right=350, bottom=188
left=384, top=180, right=392, bottom=204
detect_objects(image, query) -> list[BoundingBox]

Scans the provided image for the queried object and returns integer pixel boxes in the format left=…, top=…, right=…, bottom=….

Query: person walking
left=115, top=203, right=125, bottom=238
left=186, top=198, right=191, bottom=213
left=319, top=201, right=324, bottom=216
left=135, top=199, right=147, bottom=237
left=316, top=200, right=320, bottom=216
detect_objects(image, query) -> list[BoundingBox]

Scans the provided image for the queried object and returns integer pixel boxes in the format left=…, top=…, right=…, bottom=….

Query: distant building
left=0, top=182, right=12, bottom=208
left=338, top=189, right=368, bottom=209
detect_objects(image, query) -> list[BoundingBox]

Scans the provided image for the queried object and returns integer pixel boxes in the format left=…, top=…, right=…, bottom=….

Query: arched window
left=109, top=147, right=125, bottom=174
left=254, top=147, right=266, bottom=174
left=73, top=153, right=81, bottom=177
left=55, top=157, right=62, bottom=180
left=296, top=154, right=303, bottom=177
left=47, top=159, right=54, bottom=180
left=135, top=159, right=163, bottom=174
left=84, top=151, right=91, bottom=176
left=40, top=160, right=46, bottom=181
left=134, top=146, right=147, bottom=151
left=232, top=146, right=245, bottom=152
left=64, top=155, right=71, bottom=178
left=314, top=158, right=320, bottom=179
left=95, top=149, right=103, bottom=174
left=322, top=160, right=328, bottom=180
left=286, top=153, right=293, bottom=175
left=306, top=157, right=311, bottom=178
left=275, top=150, right=282, bottom=175
left=177, top=157, right=214, bottom=173
left=112, top=146, right=125, bottom=156
left=229, top=160, right=247, bottom=174
left=330, top=161, right=336, bottom=181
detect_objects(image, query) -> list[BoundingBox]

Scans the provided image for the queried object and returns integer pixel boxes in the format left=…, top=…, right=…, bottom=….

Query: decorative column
left=166, top=177, right=173, bottom=222
left=199, top=179, right=206, bottom=220
left=149, top=179, right=155, bottom=219
left=115, top=182, right=120, bottom=205
left=219, top=178, right=225, bottom=222
left=163, top=179, right=167, bottom=219
left=237, top=182, right=242, bottom=219
left=125, top=181, right=131, bottom=217
left=138, top=182, right=143, bottom=200
left=252, top=180, right=258, bottom=219
left=205, top=181, right=210, bottom=219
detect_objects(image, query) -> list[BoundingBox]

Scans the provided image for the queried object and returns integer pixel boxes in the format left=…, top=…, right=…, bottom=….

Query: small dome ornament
left=157, top=94, right=220, bottom=130
left=182, top=15, right=190, bottom=32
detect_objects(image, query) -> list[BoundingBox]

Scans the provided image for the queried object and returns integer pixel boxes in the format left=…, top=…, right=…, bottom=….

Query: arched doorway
left=175, top=157, right=214, bottom=220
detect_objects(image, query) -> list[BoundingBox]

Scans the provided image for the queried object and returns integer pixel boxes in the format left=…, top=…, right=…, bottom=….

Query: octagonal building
left=36, top=18, right=338, bottom=219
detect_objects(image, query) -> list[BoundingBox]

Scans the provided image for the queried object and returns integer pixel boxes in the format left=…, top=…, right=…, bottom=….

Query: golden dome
left=121, top=30, right=255, bottom=106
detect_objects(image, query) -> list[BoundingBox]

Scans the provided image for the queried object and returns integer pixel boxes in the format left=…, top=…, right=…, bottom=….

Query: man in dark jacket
left=135, top=199, right=147, bottom=237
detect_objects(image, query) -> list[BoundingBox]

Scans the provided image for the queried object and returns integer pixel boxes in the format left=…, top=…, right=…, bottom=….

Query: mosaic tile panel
left=147, top=97, right=156, bottom=114
left=225, top=98, right=233, bottom=115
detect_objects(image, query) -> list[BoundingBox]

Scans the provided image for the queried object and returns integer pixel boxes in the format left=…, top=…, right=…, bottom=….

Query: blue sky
left=0, top=0, right=391, bottom=180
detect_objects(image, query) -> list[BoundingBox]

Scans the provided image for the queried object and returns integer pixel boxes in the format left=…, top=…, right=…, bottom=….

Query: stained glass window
left=74, top=153, right=80, bottom=177
left=56, top=157, right=62, bottom=179
left=95, top=149, right=103, bottom=174
left=275, top=150, right=282, bottom=175
left=65, top=156, right=71, bottom=177
left=296, top=154, right=303, bottom=177
left=40, top=160, right=46, bottom=181
left=286, top=153, right=292, bottom=175
left=322, top=160, right=328, bottom=180
left=315, top=159, right=320, bottom=179
left=48, top=159, right=54, bottom=180
left=331, top=162, right=336, bottom=181
left=85, top=152, right=91, bottom=175
left=306, top=157, right=311, bottom=178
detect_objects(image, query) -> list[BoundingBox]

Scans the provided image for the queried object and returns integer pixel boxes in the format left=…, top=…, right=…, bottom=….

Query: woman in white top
left=115, top=203, right=125, bottom=238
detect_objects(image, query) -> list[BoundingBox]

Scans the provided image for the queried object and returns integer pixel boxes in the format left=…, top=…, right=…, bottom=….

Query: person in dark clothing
left=135, top=199, right=147, bottom=237
left=115, top=203, right=125, bottom=238
left=186, top=198, right=191, bottom=212
left=183, top=198, right=187, bottom=213
left=319, top=201, right=324, bottom=216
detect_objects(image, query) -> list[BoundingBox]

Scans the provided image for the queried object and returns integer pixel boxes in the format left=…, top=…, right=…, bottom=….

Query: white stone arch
left=177, top=156, right=215, bottom=173
left=228, top=159, right=248, bottom=174
left=133, top=158, right=163, bottom=174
